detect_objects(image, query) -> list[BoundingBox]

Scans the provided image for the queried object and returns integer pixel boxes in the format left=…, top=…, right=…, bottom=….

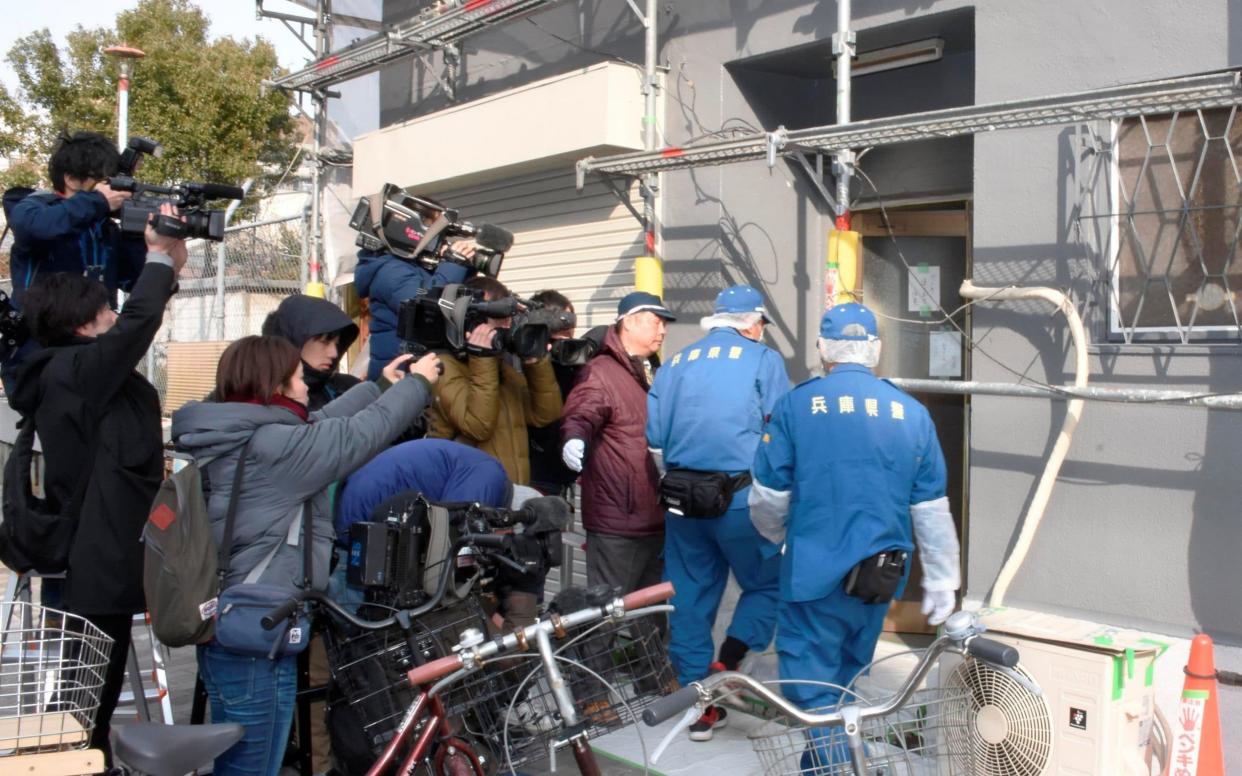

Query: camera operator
left=6, top=204, right=186, bottom=766
left=526, top=289, right=582, bottom=496
left=1, top=131, right=147, bottom=390
left=424, top=276, right=563, bottom=485
left=354, top=239, right=480, bottom=382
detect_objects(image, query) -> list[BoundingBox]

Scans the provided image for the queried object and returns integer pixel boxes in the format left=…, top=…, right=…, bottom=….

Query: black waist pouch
left=843, top=549, right=909, bottom=604
left=659, top=468, right=752, bottom=518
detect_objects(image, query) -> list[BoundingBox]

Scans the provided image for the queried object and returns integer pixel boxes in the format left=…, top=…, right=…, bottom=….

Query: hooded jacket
left=425, top=352, right=562, bottom=485
left=8, top=259, right=174, bottom=615
left=561, top=326, right=663, bottom=537
left=170, top=375, right=432, bottom=592
left=352, top=249, right=470, bottom=381
left=261, top=294, right=361, bottom=412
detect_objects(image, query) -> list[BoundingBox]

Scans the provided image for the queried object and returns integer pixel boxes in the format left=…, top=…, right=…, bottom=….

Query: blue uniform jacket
left=6, top=190, right=146, bottom=306
left=752, top=365, right=947, bottom=602
left=334, top=439, right=510, bottom=541
left=353, top=249, right=470, bottom=380
left=647, top=328, right=789, bottom=508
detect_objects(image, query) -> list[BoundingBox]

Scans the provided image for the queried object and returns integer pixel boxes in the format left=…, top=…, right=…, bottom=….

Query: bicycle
left=404, top=580, right=677, bottom=776
left=0, top=599, right=237, bottom=776
left=262, top=496, right=580, bottom=775
left=639, top=610, right=1028, bottom=776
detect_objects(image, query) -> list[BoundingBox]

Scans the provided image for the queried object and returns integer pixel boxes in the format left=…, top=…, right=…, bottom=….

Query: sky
left=1, top=0, right=380, bottom=138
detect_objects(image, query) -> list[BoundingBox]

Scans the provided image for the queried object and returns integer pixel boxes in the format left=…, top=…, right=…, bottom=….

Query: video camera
left=349, top=184, right=512, bottom=278
left=346, top=495, right=568, bottom=610
left=109, top=176, right=245, bottom=242
left=395, top=284, right=554, bottom=361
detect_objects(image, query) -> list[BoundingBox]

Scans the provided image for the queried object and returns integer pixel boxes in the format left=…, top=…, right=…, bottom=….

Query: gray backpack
left=142, top=458, right=220, bottom=647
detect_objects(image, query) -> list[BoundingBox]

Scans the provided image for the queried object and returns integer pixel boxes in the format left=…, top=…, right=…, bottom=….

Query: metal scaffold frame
left=575, top=70, right=1242, bottom=185
left=266, top=0, right=571, bottom=94
left=257, top=0, right=571, bottom=292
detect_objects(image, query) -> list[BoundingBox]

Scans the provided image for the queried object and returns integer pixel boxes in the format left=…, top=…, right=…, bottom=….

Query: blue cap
left=617, top=291, right=676, bottom=321
left=714, top=285, right=771, bottom=322
left=819, top=303, right=878, bottom=340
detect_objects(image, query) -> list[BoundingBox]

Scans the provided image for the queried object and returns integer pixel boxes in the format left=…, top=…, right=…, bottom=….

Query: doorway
left=856, top=206, right=971, bottom=634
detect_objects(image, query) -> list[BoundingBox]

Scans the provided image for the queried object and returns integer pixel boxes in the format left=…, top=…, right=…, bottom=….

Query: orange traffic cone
left=1172, top=634, right=1224, bottom=776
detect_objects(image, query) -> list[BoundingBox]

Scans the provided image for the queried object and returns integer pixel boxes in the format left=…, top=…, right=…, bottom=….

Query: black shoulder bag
left=0, top=414, right=102, bottom=574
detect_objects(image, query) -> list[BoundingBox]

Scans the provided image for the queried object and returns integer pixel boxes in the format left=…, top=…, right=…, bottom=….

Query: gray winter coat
left=170, top=376, right=431, bottom=592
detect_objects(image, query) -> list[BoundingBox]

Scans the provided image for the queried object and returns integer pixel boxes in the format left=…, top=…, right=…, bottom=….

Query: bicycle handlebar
left=644, top=611, right=1026, bottom=730
left=405, top=581, right=676, bottom=687
left=967, top=636, right=1019, bottom=667
left=622, top=581, right=674, bottom=610
left=642, top=685, right=701, bottom=726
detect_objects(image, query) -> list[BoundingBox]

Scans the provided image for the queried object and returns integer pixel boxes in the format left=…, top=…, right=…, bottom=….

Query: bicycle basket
left=749, top=682, right=977, bottom=776
left=470, top=612, right=677, bottom=770
left=323, top=595, right=498, bottom=756
left=0, top=602, right=113, bottom=755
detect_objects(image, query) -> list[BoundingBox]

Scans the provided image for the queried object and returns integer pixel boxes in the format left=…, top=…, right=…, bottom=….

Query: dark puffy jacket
left=7, top=260, right=174, bottom=615
left=261, top=294, right=361, bottom=412
left=352, top=249, right=470, bottom=381
left=2, top=188, right=146, bottom=307
left=561, top=326, right=662, bottom=537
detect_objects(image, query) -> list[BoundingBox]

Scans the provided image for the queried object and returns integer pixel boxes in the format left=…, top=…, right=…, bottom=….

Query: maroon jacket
left=561, top=326, right=663, bottom=536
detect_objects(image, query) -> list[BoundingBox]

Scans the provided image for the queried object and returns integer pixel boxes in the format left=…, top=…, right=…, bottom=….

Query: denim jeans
left=197, top=644, right=297, bottom=776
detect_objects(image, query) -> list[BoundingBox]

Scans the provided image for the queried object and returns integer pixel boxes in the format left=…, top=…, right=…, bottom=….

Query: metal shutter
left=430, top=170, right=644, bottom=593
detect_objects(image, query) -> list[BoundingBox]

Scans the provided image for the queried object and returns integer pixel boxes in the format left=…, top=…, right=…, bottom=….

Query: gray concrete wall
left=379, top=0, right=1241, bottom=765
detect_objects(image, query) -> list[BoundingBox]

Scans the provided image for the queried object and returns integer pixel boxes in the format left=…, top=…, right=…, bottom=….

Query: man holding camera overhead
left=424, top=276, right=563, bottom=485
left=1, top=131, right=148, bottom=392
left=2, top=131, right=147, bottom=307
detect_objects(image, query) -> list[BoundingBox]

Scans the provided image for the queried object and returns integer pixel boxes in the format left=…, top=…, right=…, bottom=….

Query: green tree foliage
left=0, top=0, right=294, bottom=196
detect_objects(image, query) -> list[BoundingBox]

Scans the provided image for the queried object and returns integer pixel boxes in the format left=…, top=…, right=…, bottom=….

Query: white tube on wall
left=958, top=280, right=1089, bottom=607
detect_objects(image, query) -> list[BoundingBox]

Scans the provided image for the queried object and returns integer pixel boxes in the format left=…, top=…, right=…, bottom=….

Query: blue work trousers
left=778, top=584, right=891, bottom=772
left=197, top=644, right=298, bottom=776
left=664, top=504, right=780, bottom=685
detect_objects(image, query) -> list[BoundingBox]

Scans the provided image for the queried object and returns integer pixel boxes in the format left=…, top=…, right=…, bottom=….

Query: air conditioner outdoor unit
left=938, top=607, right=1164, bottom=776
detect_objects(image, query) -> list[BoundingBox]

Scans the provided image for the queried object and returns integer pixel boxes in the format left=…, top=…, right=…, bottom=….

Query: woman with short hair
left=171, top=335, right=441, bottom=776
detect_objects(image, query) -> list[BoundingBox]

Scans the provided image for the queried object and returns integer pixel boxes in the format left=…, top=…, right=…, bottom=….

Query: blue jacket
left=4, top=189, right=146, bottom=307
left=751, top=365, right=947, bottom=602
left=334, top=439, right=510, bottom=541
left=353, top=249, right=470, bottom=380
left=647, top=327, right=789, bottom=505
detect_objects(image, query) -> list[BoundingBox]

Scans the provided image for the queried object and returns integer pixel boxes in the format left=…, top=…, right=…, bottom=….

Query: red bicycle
left=402, top=581, right=676, bottom=776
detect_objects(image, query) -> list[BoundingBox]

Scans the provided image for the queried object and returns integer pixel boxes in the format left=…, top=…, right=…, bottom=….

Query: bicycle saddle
left=111, top=722, right=243, bottom=776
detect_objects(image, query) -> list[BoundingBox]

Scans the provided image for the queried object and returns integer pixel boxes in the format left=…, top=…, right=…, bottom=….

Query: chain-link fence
left=143, top=213, right=306, bottom=413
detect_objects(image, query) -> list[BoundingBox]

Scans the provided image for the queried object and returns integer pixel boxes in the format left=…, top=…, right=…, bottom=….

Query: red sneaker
left=688, top=705, right=728, bottom=741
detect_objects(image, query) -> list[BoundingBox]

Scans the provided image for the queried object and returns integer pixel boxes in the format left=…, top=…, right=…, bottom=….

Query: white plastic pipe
left=958, top=280, right=1089, bottom=607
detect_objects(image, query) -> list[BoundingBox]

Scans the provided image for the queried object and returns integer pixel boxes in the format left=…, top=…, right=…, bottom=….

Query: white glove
left=562, top=439, right=585, bottom=472
left=921, top=589, right=956, bottom=626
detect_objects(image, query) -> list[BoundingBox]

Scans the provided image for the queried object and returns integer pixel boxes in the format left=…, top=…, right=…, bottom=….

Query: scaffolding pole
left=888, top=378, right=1242, bottom=412
left=268, top=0, right=571, bottom=94
left=576, top=69, right=1242, bottom=183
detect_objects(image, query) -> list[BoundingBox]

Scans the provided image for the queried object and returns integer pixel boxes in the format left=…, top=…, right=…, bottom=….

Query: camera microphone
left=188, top=182, right=246, bottom=201
left=519, top=497, right=572, bottom=533
left=475, top=223, right=514, bottom=253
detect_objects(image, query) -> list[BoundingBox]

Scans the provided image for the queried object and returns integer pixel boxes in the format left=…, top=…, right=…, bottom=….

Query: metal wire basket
left=0, top=602, right=114, bottom=756
left=477, top=614, right=677, bottom=769
left=323, top=595, right=503, bottom=755
left=749, top=682, right=976, bottom=776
